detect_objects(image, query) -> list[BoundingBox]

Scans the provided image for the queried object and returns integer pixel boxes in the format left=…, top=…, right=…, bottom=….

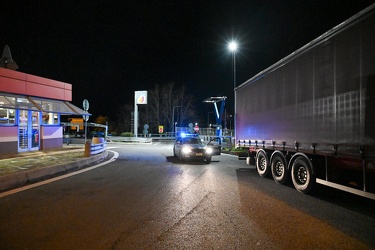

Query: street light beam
left=228, top=40, right=238, bottom=141
left=228, top=41, right=238, bottom=52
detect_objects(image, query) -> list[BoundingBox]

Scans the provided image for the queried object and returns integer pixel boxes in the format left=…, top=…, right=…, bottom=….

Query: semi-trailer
left=236, top=4, right=375, bottom=199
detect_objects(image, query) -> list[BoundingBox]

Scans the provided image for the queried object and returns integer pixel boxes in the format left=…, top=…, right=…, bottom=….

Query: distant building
left=0, top=67, right=89, bottom=155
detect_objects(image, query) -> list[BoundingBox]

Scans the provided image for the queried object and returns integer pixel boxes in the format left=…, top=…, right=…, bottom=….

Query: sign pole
left=84, top=118, right=87, bottom=144
left=83, top=99, right=89, bottom=144
left=134, top=91, right=148, bottom=138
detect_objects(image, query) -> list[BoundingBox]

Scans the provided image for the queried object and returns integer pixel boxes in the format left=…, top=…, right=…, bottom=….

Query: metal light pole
left=207, top=111, right=214, bottom=127
left=172, top=106, right=182, bottom=135
left=228, top=41, right=238, bottom=139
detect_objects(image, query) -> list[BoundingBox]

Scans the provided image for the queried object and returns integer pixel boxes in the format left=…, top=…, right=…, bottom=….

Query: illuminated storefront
left=0, top=67, right=89, bottom=155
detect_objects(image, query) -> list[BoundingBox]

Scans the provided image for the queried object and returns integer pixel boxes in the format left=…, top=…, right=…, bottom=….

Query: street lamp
left=228, top=41, right=238, bottom=138
left=207, top=111, right=214, bottom=128
left=172, top=106, right=182, bottom=134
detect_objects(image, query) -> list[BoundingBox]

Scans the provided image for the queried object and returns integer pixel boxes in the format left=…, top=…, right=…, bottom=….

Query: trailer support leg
left=363, top=159, right=366, bottom=192
left=325, top=156, right=328, bottom=181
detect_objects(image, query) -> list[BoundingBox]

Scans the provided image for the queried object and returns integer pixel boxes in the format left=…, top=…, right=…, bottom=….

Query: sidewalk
left=0, top=145, right=108, bottom=192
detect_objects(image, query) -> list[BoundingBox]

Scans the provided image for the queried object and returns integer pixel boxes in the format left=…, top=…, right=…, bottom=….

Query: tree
left=171, top=84, right=195, bottom=129
left=95, top=115, right=108, bottom=125
left=145, top=82, right=195, bottom=133
left=115, top=82, right=196, bottom=135
left=147, top=84, right=162, bottom=130
left=116, top=104, right=133, bottom=134
left=93, top=115, right=108, bottom=132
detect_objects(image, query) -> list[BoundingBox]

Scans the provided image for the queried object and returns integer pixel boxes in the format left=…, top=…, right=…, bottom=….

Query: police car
left=173, top=134, right=221, bottom=163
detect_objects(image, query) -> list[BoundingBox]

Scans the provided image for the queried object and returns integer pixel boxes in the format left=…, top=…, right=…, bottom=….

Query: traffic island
left=0, top=150, right=108, bottom=192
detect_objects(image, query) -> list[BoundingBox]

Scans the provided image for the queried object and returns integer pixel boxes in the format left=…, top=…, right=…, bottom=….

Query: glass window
left=0, top=94, right=39, bottom=111
left=182, top=137, right=201, bottom=144
left=31, top=97, right=75, bottom=114
left=17, top=97, right=40, bottom=111
left=42, top=112, right=59, bottom=125
left=0, top=108, right=16, bottom=125
left=0, top=95, right=16, bottom=108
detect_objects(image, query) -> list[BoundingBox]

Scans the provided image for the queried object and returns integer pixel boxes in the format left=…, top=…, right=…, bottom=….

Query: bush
left=111, top=132, right=117, bottom=136
left=120, top=132, right=133, bottom=137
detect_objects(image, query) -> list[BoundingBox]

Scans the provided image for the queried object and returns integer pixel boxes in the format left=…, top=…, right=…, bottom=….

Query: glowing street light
left=228, top=41, right=238, bottom=137
left=228, top=41, right=238, bottom=53
left=228, top=41, right=238, bottom=89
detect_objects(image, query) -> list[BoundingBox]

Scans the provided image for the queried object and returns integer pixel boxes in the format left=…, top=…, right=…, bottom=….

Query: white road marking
left=0, top=150, right=119, bottom=198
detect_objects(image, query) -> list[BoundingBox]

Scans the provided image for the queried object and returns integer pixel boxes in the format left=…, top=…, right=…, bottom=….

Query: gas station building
left=0, top=67, right=88, bottom=155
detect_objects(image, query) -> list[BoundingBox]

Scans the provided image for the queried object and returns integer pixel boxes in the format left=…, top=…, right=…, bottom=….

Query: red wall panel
left=26, top=82, right=66, bottom=100
left=0, top=68, right=72, bottom=101
left=26, top=74, right=65, bottom=89
left=0, top=77, right=26, bottom=94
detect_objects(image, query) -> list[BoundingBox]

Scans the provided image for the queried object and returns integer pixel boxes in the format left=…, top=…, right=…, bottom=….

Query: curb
left=0, top=150, right=109, bottom=192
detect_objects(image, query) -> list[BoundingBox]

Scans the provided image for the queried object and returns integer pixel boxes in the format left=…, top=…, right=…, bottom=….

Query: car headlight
left=182, top=146, right=192, bottom=154
left=206, top=147, right=213, bottom=154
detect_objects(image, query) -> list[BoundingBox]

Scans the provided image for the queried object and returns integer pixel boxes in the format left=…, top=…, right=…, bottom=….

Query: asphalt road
left=0, top=142, right=374, bottom=249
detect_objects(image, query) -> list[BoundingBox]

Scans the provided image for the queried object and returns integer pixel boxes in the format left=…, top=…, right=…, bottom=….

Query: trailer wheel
left=271, top=154, right=289, bottom=184
left=256, top=150, right=270, bottom=177
left=291, top=156, right=315, bottom=194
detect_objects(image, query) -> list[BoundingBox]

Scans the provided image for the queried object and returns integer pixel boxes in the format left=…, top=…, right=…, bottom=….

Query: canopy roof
left=0, top=92, right=90, bottom=115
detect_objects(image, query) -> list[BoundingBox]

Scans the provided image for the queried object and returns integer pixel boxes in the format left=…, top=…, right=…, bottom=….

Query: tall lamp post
left=172, top=106, right=182, bottom=135
left=228, top=41, right=238, bottom=139
left=207, top=111, right=214, bottom=127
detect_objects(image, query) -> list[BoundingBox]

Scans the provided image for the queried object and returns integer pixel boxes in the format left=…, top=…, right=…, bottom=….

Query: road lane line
left=0, top=150, right=119, bottom=198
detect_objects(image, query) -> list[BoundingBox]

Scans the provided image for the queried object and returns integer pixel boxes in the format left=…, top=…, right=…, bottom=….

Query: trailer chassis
left=239, top=140, right=375, bottom=200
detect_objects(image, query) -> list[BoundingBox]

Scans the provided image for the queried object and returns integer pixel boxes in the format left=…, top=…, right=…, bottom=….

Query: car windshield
left=182, top=137, right=201, bottom=144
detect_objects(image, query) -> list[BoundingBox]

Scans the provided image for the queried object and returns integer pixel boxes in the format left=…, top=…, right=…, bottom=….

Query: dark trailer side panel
left=236, top=5, right=375, bottom=157
left=236, top=4, right=375, bottom=198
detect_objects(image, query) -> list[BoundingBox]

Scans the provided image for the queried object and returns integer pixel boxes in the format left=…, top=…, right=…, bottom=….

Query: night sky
left=1, top=1, right=374, bottom=125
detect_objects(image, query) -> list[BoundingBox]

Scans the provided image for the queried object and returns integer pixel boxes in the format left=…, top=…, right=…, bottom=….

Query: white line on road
left=0, top=150, right=119, bottom=199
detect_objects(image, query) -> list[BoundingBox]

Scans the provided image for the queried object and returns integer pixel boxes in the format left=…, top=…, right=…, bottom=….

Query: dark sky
left=1, top=1, right=374, bottom=124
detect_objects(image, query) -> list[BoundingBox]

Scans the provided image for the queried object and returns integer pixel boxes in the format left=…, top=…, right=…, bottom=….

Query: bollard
left=84, top=142, right=91, bottom=157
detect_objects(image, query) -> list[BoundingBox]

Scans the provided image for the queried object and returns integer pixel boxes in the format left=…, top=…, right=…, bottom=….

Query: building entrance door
left=18, top=110, right=40, bottom=152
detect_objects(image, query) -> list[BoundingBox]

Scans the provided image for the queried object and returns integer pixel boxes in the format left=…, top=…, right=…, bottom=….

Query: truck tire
left=291, top=156, right=315, bottom=194
left=256, top=150, right=270, bottom=177
left=271, top=154, right=289, bottom=184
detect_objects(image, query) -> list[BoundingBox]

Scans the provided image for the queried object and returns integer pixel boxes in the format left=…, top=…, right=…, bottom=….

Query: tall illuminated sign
left=134, top=91, right=147, bottom=137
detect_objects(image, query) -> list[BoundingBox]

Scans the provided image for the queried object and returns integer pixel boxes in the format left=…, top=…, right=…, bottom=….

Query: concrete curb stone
left=0, top=172, right=28, bottom=191
left=27, top=164, right=67, bottom=183
left=0, top=150, right=109, bottom=192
